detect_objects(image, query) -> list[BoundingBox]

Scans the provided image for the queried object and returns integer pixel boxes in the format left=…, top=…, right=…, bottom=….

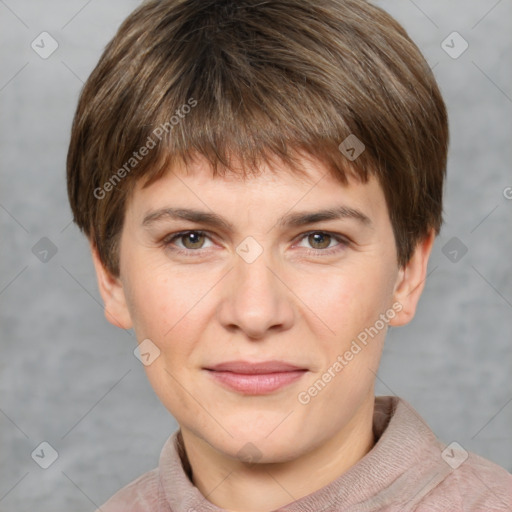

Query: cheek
left=293, top=262, right=394, bottom=341
left=294, top=266, right=394, bottom=416
left=124, top=263, right=218, bottom=356
left=124, top=266, right=213, bottom=408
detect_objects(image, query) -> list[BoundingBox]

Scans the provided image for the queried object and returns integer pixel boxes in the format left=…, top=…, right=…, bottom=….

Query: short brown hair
left=67, top=0, right=449, bottom=276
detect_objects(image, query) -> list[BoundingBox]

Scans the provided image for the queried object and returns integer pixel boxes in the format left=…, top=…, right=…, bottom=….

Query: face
left=93, top=154, right=432, bottom=463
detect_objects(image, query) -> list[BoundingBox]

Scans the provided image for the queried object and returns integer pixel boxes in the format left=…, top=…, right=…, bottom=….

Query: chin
left=207, top=423, right=308, bottom=464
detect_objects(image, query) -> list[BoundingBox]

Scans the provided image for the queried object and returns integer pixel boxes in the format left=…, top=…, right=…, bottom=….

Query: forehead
left=127, top=153, right=387, bottom=226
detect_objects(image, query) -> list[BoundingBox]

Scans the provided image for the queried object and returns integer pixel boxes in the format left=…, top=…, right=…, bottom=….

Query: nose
left=216, top=247, right=295, bottom=340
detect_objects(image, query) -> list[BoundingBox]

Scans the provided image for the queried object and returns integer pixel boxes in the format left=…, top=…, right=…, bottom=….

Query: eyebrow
left=142, top=205, right=372, bottom=231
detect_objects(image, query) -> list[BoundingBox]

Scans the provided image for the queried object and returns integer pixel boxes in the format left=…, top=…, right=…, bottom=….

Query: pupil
left=311, top=233, right=329, bottom=249
left=185, top=232, right=202, bottom=248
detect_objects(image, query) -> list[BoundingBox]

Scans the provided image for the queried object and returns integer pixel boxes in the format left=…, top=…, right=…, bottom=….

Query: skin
left=92, top=153, right=434, bottom=512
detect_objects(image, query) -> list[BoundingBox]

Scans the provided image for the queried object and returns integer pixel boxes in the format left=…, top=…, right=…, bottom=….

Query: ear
left=389, top=230, right=436, bottom=327
left=90, top=241, right=133, bottom=330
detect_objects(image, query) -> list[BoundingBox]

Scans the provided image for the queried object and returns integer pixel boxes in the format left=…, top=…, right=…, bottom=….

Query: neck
left=179, top=397, right=376, bottom=512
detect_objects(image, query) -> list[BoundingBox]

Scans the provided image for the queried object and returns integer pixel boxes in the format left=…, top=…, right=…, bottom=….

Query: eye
left=295, top=231, right=349, bottom=255
left=163, top=230, right=214, bottom=254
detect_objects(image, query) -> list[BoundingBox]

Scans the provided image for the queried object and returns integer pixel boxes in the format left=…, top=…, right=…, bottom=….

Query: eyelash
left=161, top=230, right=350, bottom=258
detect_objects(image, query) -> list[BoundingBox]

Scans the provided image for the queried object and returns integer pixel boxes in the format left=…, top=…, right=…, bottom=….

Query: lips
left=204, top=360, right=308, bottom=394
left=206, top=360, right=306, bottom=374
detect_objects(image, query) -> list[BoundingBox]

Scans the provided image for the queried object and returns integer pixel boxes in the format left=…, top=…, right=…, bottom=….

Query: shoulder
left=94, top=467, right=163, bottom=512
left=379, top=397, right=512, bottom=511
left=93, top=431, right=182, bottom=512
left=419, top=449, right=512, bottom=511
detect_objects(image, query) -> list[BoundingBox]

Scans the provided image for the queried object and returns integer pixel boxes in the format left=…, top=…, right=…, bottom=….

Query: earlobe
left=389, top=230, right=436, bottom=327
left=89, top=241, right=133, bottom=330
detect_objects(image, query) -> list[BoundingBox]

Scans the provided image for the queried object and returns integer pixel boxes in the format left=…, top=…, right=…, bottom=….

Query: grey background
left=0, top=1, right=511, bottom=510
